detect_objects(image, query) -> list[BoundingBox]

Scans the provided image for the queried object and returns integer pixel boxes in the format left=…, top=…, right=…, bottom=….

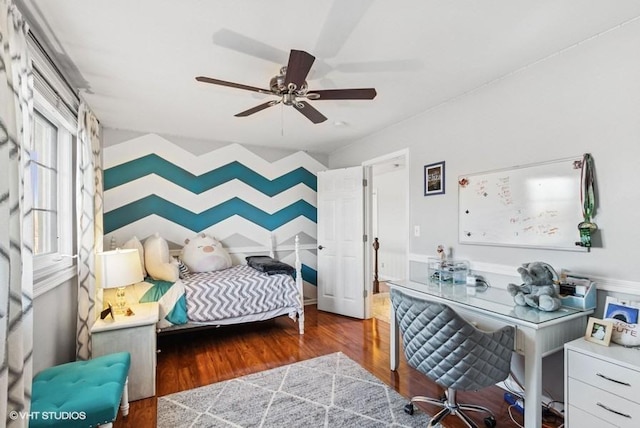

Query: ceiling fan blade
left=307, top=88, right=377, bottom=100
left=212, top=29, right=289, bottom=65
left=314, top=0, right=374, bottom=59
left=234, top=100, right=279, bottom=117
left=293, top=101, right=327, bottom=124
left=195, top=76, right=273, bottom=95
left=284, top=50, right=315, bottom=90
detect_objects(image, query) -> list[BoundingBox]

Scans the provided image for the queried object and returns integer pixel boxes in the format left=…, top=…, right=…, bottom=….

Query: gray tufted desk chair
left=390, top=289, right=515, bottom=428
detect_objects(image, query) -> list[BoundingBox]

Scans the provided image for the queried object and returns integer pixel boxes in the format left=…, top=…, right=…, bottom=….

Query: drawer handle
left=596, top=402, right=632, bottom=419
left=596, top=373, right=631, bottom=386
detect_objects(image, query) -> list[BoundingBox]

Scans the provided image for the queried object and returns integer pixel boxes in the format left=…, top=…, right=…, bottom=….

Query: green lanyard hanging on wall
left=577, top=153, right=597, bottom=247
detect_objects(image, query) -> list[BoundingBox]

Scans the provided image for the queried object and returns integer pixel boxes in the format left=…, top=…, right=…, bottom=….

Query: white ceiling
left=19, top=0, right=640, bottom=154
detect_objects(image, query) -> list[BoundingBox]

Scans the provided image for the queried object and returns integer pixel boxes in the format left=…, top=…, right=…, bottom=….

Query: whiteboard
left=458, top=157, right=586, bottom=251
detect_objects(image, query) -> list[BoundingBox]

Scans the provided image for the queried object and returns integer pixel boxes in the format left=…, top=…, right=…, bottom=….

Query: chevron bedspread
left=182, top=265, right=302, bottom=323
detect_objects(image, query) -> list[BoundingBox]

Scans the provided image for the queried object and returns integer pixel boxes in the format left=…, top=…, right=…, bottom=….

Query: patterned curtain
left=0, top=1, right=34, bottom=426
left=76, top=103, right=103, bottom=360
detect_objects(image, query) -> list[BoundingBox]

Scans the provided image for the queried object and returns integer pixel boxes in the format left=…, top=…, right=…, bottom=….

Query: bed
left=128, top=235, right=305, bottom=335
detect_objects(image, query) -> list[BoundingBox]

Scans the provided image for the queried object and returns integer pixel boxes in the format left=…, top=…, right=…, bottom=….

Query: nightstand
left=92, top=302, right=159, bottom=401
left=564, top=337, right=640, bottom=427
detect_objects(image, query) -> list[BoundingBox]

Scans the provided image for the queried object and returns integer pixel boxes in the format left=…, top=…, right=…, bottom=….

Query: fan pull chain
left=281, top=102, right=284, bottom=136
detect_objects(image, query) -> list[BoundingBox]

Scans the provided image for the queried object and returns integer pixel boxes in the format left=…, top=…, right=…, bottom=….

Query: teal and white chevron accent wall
left=103, top=133, right=323, bottom=298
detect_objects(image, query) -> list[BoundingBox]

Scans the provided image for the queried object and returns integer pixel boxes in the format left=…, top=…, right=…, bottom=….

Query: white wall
left=374, top=167, right=408, bottom=280
left=103, top=128, right=329, bottom=165
left=329, top=15, right=640, bottom=404
left=330, top=17, right=640, bottom=288
left=102, top=129, right=324, bottom=299
left=32, top=279, right=77, bottom=373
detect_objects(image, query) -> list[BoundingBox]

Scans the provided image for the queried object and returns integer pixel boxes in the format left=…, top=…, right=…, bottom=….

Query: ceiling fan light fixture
left=283, top=93, right=296, bottom=105
left=270, top=73, right=286, bottom=92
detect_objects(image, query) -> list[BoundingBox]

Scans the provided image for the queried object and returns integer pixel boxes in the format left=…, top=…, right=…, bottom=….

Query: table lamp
left=96, top=248, right=144, bottom=316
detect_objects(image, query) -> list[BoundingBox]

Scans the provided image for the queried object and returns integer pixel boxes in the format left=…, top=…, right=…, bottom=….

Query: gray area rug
left=157, top=352, right=430, bottom=427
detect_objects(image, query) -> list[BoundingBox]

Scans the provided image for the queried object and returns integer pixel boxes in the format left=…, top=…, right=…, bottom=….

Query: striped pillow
left=136, top=278, right=187, bottom=328
left=177, top=258, right=190, bottom=279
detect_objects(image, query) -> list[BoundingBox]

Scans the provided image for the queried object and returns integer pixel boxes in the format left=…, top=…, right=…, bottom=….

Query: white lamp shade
left=96, top=248, right=144, bottom=289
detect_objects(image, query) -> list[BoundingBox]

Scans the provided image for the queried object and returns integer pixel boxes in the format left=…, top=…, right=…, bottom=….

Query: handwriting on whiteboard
left=459, top=157, right=584, bottom=250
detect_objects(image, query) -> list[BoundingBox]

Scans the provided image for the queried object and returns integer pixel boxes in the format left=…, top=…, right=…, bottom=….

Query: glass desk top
left=388, top=279, right=588, bottom=325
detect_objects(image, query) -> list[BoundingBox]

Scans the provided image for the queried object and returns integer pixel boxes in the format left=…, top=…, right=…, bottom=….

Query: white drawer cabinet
left=92, top=302, right=159, bottom=401
left=567, top=405, right=616, bottom=428
left=565, top=338, right=640, bottom=427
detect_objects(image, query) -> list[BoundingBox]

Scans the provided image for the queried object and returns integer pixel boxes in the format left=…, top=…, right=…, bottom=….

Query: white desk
left=389, top=280, right=593, bottom=428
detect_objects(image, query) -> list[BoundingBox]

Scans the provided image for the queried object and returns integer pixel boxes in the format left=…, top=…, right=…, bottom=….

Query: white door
left=317, top=166, right=365, bottom=318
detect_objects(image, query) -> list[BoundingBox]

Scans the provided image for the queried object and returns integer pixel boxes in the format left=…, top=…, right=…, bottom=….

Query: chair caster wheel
left=404, top=403, right=414, bottom=415
left=484, top=415, right=497, bottom=428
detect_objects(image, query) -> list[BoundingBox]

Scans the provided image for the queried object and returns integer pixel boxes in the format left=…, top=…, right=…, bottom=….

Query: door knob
left=318, top=245, right=324, bottom=250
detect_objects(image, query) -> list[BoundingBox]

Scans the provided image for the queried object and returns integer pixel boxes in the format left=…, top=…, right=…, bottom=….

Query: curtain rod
left=28, top=31, right=81, bottom=109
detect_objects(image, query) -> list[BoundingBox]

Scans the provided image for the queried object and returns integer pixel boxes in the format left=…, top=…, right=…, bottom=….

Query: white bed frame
left=159, top=234, right=305, bottom=335
left=293, top=235, right=305, bottom=334
left=264, top=234, right=304, bottom=334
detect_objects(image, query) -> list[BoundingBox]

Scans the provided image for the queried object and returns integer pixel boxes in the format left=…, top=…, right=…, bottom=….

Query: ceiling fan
left=196, top=49, right=377, bottom=124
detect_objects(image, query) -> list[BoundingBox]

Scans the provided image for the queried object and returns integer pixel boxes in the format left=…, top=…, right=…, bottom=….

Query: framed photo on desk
left=604, top=300, right=639, bottom=324
left=585, top=317, right=613, bottom=346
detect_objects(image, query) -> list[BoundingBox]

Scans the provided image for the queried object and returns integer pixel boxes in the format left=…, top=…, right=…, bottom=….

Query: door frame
left=362, top=148, right=410, bottom=318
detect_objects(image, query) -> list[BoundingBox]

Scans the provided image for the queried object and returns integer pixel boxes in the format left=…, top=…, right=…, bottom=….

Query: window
left=33, top=111, right=59, bottom=255
left=25, top=31, right=81, bottom=295
left=32, top=92, right=75, bottom=293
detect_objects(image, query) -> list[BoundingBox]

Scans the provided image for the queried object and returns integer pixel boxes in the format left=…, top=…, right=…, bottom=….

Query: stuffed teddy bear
left=180, top=233, right=232, bottom=273
left=507, top=262, right=562, bottom=312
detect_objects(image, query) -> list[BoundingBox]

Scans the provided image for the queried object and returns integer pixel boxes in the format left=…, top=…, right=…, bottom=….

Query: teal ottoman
left=30, top=352, right=131, bottom=428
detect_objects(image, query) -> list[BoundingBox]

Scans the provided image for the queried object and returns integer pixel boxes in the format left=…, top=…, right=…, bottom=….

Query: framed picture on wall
left=424, top=161, right=445, bottom=196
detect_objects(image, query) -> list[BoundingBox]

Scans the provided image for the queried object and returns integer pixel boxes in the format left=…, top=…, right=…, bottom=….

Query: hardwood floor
left=114, top=305, right=561, bottom=428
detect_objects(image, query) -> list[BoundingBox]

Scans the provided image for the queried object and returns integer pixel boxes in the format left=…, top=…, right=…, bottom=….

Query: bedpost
left=269, top=234, right=276, bottom=259
left=295, top=235, right=305, bottom=334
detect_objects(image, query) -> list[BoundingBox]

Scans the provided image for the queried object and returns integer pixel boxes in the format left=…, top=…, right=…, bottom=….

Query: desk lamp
left=96, top=248, right=143, bottom=316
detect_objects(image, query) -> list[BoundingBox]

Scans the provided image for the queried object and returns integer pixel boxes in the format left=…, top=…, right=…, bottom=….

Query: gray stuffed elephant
left=507, top=262, right=561, bottom=312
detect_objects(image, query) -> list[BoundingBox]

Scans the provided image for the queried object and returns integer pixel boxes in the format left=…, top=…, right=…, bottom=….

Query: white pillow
left=143, top=233, right=178, bottom=282
left=180, top=233, right=232, bottom=273
left=604, top=319, right=640, bottom=347
left=122, top=236, right=146, bottom=277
